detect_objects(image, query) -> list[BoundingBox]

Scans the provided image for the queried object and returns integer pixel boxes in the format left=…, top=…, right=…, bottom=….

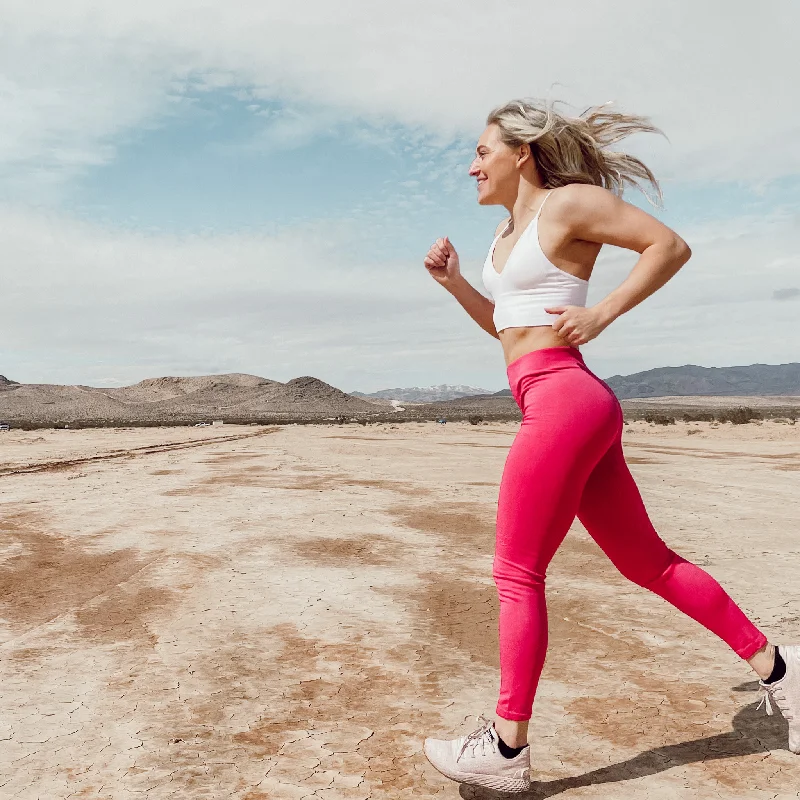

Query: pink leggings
left=494, top=347, right=767, bottom=721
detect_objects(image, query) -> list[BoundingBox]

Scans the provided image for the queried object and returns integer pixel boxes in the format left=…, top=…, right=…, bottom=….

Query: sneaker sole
left=424, top=746, right=530, bottom=793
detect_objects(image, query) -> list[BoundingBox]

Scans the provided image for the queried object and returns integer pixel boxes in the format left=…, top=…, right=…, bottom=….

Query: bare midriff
left=499, top=326, right=573, bottom=366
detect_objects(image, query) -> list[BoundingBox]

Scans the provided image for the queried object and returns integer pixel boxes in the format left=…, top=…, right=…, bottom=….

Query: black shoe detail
left=496, top=732, right=528, bottom=759
left=766, top=647, right=787, bottom=684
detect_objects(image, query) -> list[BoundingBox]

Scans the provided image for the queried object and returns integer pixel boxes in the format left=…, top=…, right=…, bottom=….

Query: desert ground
left=1, top=419, right=799, bottom=799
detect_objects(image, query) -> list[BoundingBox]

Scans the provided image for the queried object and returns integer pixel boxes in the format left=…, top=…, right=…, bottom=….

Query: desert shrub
left=716, top=407, right=761, bottom=425
left=468, top=416, right=483, bottom=425
left=683, top=411, right=715, bottom=423
left=644, top=414, right=676, bottom=425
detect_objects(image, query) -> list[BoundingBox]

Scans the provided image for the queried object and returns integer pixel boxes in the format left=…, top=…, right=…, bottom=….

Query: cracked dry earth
left=1, top=420, right=799, bottom=800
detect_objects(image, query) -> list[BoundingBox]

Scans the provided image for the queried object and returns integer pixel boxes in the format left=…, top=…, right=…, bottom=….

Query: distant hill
left=605, top=363, right=800, bottom=400
left=353, top=384, right=492, bottom=402
left=450, top=362, right=800, bottom=402
left=3, top=362, right=798, bottom=428
left=0, top=373, right=376, bottom=426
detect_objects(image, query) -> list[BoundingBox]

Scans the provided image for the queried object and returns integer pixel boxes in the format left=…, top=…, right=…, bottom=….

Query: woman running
left=421, top=99, right=799, bottom=793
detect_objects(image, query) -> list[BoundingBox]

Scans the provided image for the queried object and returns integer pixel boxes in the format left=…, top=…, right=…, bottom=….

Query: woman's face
left=469, top=124, right=522, bottom=206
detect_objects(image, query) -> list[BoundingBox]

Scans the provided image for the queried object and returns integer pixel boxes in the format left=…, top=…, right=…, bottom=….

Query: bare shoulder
left=548, top=184, right=621, bottom=216
left=494, top=217, right=511, bottom=236
left=548, top=184, right=684, bottom=250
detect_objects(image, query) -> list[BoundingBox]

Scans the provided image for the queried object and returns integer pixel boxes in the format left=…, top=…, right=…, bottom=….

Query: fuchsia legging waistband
left=494, top=347, right=766, bottom=721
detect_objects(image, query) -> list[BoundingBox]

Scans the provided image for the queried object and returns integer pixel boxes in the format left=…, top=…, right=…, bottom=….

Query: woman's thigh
left=495, top=409, right=618, bottom=579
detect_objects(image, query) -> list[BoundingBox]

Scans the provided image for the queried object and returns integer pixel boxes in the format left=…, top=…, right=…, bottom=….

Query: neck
left=505, top=175, right=549, bottom=223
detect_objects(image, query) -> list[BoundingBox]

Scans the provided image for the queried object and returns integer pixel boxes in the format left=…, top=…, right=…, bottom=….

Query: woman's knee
left=618, top=547, right=682, bottom=588
left=493, top=555, right=546, bottom=600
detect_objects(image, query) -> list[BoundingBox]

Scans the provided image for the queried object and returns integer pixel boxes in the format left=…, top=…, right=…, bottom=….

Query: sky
left=1, top=0, right=798, bottom=392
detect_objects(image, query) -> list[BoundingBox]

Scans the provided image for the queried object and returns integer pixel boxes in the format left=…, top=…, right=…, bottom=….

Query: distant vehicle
left=0, top=422, right=10, bottom=431
left=193, top=422, right=211, bottom=427
left=437, top=418, right=447, bottom=425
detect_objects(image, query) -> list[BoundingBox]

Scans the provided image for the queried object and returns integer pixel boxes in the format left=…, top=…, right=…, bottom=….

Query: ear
left=516, top=143, right=532, bottom=168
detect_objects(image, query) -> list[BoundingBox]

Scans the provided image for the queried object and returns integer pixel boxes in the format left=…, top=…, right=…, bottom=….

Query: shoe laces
left=456, top=715, right=497, bottom=762
left=758, top=682, right=792, bottom=720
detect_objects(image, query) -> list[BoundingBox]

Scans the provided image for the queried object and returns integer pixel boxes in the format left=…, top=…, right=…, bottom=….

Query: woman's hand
left=545, top=305, right=611, bottom=346
left=424, top=237, right=461, bottom=287
left=425, top=237, right=498, bottom=338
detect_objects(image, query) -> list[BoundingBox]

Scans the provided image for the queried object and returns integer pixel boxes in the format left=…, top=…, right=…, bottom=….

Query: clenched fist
left=424, top=237, right=460, bottom=287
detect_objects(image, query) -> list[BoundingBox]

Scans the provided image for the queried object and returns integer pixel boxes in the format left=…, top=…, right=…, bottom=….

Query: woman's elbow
left=655, top=234, right=690, bottom=273
left=671, top=235, right=692, bottom=267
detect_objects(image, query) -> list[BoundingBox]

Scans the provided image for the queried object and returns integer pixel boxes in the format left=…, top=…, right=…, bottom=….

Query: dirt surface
left=1, top=420, right=799, bottom=799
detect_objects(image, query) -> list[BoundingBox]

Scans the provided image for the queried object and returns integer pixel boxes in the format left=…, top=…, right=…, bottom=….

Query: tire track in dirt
left=625, top=441, right=800, bottom=462
left=0, top=427, right=279, bottom=478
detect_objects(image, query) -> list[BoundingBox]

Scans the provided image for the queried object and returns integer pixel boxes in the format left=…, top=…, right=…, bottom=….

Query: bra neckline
left=490, top=215, right=538, bottom=276
left=485, top=218, right=590, bottom=286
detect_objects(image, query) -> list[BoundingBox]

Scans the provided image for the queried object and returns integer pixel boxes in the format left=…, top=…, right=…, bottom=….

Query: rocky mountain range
left=0, top=373, right=376, bottom=427
left=352, top=384, right=492, bottom=402
left=604, top=362, right=800, bottom=400
left=474, top=363, right=800, bottom=400
left=1, top=362, right=798, bottom=428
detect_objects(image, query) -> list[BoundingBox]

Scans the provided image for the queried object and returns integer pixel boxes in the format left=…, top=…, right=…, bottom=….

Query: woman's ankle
left=748, top=642, right=776, bottom=681
left=494, top=716, right=529, bottom=749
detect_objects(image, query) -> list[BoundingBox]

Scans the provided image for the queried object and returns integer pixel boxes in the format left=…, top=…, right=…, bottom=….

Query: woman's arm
left=444, top=274, right=499, bottom=339
left=545, top=185, right=692, bottom=346
left=424, top=236, right=499, bottom=339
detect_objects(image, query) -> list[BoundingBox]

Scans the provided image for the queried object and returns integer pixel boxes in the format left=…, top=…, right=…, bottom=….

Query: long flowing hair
left=487, top=99, right=663, bottom=204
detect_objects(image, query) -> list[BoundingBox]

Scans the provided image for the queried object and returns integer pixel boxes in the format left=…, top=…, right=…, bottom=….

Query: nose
left=468, top=158, right=481, bottom=176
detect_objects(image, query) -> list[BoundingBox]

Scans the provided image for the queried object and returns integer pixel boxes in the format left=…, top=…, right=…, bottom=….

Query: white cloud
left=0, top=0, right=797, bottom=199
left=2, top=1, right=798, bottom=389
left=0, top=36, right=174, bottom=203
left=1, top=206, right=499, bottom=389
left=3, top=205, right=798, bottom=390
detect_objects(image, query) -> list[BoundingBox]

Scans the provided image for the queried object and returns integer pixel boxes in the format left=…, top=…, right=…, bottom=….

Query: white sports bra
left=482, top=191, right=589, bottom=333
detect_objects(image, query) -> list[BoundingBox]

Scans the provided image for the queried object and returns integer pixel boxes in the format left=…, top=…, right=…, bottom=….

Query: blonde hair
left=487, top=99, right=663, bottom=204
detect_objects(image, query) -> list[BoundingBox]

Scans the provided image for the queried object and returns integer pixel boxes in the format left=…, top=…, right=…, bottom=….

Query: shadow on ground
left=459, top=701, right=788, bottom=799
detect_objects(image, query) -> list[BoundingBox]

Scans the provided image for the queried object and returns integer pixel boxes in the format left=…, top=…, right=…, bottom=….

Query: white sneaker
left=758, top=645, right=800, bottom=753
left=423, top=715, right=531, bottom=793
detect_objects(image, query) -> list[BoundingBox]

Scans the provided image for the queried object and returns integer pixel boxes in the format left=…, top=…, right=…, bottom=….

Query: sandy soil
left=1, top=420, right=799, bottom=799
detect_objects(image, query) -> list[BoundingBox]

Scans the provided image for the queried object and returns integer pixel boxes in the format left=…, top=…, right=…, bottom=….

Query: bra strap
left=533, top=190, right=554, bottom=221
